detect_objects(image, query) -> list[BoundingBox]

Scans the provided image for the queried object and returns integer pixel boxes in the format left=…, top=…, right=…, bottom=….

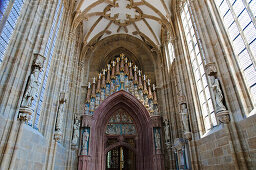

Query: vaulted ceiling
left=72, top=0, right=175, bottom=49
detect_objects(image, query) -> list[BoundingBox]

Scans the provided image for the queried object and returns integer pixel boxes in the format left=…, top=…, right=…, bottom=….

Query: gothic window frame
left=27, top=0, right=64, bottom=129
left=213, top=0, right=256, bottom=109
left=178, top=0, right=217, bottom=135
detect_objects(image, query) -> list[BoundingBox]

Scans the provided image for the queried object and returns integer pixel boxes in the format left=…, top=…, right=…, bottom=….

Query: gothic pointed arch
left=80, top=90, right=156, bottom=170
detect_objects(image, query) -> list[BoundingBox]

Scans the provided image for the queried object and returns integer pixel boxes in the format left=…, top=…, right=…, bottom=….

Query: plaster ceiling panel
left=86, top=18, right=110, bottom=43
left=145, top=0, right=167, bottom=17
left=144, top=18, right=161, bottom=43
left=138, top=4, right=160, bottom=18
left=83, top=16, right=99, bottom=36
left=126, top=24, right=137, bottom=34
left=87, top=2, right=108, bottom=13
left=80, top=0, right=98, bottom=11
left=163, top=0, right=172, bottom=14
left=99, top=23, right=119, bottom=40
left=135, top=20, right=158, bottom=45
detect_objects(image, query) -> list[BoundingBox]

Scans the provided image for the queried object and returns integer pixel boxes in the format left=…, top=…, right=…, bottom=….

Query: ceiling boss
left=104, top=0, right=142, bottom=26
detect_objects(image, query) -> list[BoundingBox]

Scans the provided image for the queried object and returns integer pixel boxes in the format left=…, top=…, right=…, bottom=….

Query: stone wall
left=237, top=114, right=256, bottom=169
left=191, top=114, right=256, bottom=170
left=194, top=126, right=236, bottom=169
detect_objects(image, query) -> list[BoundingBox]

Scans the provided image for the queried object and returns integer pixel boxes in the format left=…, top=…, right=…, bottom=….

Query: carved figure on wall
left=180, top=103, right=189, bottom=133
left=209, top=76, right=226, bottom=113
left=71, top=119, right=80, bottom=145
left=21, top=69, right=40, bottom=108
left=155, top=129, right=161, bottom=149
left=21, top=54, right=45, bottom=108
left=56, top=92, right=66, bottom=134
left=81, top=128, right=90, bottom=155
left=164, top=120, right=170, bottom=142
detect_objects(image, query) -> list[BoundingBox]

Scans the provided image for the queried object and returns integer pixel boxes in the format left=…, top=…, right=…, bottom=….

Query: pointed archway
left=79, top=90, right=164, bottom=170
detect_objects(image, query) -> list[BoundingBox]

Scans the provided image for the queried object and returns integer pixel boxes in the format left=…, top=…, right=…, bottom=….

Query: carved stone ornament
left=19, top=54, right=45, bottom=121
left=104, top=0, right=142, bottom=27
left=205, top=62, right=217, bottom=76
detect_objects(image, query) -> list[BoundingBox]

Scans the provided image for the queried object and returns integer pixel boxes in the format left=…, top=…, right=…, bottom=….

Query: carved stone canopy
left=177, top=95, right=186, bottom=105
left=59, top=92, right=67, bottom=104
left=33, top=54, right=46, bottom=71
left=205, top=62, right=217, bottom=76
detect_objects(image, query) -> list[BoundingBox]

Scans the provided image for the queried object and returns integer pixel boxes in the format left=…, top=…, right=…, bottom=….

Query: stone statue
left=56, top=92, right=66, bottom=134
left=180, top=103, right=189, bottom=133
left=21, top=68, right=40, bottom=108
left=210, top=76, right=226, bottom=113
left=81, top=128, right=90, bottom=155
left=164, top=120, right=170, bottom=142
left=155, top=129, right=161, bottom=149
left=71, top=119, right=80, bottom=145
left=21, top=54, right=46, bottom=108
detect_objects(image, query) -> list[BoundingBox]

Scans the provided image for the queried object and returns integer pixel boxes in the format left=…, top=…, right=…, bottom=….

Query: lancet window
left=84, top=54, right=159, bottom=116
left=0, top=0, right=25, bottom=64
left=179, top=1, right=217, bottom=133
left=214, top=0, right=256, bottom=105
left=28, top=0, right=64, bottom=129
